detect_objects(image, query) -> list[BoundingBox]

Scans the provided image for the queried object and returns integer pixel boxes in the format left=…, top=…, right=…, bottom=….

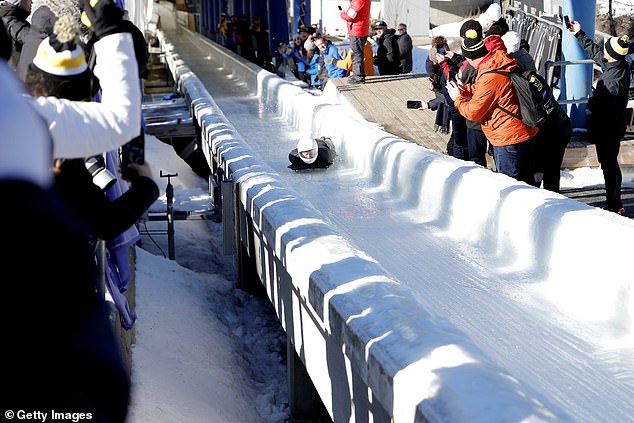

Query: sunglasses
left=397, top=28, right=405, bottom=31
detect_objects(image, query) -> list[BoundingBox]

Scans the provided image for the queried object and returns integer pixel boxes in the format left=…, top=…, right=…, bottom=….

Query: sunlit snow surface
left=129, top=6, right=634, bottom=422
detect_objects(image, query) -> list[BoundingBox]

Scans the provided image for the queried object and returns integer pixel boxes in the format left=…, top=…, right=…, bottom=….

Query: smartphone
left=338, top=5, right=342, bottom=10
left=437, top=46, right=446, bottom=55
left=120, top=131, right=145, bottom=176
left=564, top=15, right=571, bottom=29
left=406, top=100, right=423, bottom=109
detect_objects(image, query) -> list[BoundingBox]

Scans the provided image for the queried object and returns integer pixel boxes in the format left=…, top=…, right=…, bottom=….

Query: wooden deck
left=330, top=74, right=451, bottom=154
left=329, top=74, right=634, bottom=170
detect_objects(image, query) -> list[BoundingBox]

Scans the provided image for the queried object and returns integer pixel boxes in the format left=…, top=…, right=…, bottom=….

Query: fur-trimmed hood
left=29, top=0, right=80, bottom=23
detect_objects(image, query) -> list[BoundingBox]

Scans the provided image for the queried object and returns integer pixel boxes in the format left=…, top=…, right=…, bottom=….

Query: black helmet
left=373, top=20, right=387, bottom=30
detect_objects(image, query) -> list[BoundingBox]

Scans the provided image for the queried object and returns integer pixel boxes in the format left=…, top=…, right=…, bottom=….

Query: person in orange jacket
left=335, top=39, right=374, bottom=77
left=447, top=19, right=539, bottom=186
left=339, top=0, right=371, bottom=84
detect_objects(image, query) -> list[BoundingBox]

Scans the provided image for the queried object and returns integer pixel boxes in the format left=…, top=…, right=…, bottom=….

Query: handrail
left=545, top=59, right=595, bottom=104
left=506, top=5, right=561, bottom=27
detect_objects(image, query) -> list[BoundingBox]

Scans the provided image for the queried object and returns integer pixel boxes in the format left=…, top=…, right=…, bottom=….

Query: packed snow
left=126, top=3, right=634, bottom=422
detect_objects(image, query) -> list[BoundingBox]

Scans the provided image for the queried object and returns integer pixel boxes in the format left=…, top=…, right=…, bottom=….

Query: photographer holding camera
left=24, top=14, right=159, bottom=242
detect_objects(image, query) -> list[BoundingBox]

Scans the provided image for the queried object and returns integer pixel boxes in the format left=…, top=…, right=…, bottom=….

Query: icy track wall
left=155, top=28, right=632, bottom=422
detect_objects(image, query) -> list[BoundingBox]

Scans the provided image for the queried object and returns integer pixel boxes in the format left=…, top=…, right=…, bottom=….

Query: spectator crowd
left=215, top=4, right=414, bottom=90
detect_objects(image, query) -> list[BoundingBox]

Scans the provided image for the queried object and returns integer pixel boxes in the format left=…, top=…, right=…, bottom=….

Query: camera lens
left=84, top=155, right=117, bottom=191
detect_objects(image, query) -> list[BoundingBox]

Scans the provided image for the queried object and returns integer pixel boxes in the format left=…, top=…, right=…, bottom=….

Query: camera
left=120, top=131, right=145, bottom=178
left=564, top=15, right=571, bottom=29
left=85, top=154, right=117, bottom=191
left=406, top=100, right=422, bottom=109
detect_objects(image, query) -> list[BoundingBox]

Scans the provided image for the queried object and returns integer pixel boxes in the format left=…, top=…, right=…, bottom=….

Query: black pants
left=467, top=127, right=488, bottom=167
left=349, top=36, right=367, bottom=78
left=596, top=134, right=623, bottom=211
left=449, top=105, right=468, bottom=160
left=534, top=109, right=572, bottom=193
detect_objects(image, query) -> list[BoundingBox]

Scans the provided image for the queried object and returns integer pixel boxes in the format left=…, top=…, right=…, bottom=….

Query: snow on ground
left=127, top=135, right=290, bottom=423
left=597, top=0, right=634, bottom=17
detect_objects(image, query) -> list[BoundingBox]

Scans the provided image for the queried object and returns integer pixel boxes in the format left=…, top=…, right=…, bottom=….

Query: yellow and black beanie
left=604, top=35, right=630, bottom=61
left=460, top=19, right=488, bottom=60
left=28, top=15, right=91, bottom=100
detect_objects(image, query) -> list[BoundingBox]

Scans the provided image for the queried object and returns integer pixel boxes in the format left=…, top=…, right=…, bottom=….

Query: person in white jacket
left=26, top=0, right=141, bottom=160
left=1, top=58, right=132, bottom=421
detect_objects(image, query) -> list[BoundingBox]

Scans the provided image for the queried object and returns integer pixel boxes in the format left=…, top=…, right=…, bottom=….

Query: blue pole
left=561, top=0, right=595, bottom=129
left=268, top=0, right=289, bottom=51
left=292, top=0, right=302, bottom=33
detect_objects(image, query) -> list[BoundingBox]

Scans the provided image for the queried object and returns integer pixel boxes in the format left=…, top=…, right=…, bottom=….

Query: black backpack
left=482, top=69, right=559, bottom=127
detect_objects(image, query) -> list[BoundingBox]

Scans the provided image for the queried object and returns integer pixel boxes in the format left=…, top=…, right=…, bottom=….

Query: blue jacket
left=305, top=50, right=322, bottom=87
left=293, top=46, right=306, bottom=72
left=322, top=43, right=347, bottom=78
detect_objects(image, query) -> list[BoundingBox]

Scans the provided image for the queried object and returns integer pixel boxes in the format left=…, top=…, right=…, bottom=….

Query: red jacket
left=340, top=0, right=371, bottom=37
left=484, top=35, right=506, bottom=55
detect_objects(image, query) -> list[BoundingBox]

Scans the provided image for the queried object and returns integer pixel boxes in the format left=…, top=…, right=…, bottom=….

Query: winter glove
left=80, top=0, right=124, bottom=39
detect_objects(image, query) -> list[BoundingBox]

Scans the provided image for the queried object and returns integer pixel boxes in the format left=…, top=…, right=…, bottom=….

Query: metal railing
left=544, top=58, right=596, bottom=105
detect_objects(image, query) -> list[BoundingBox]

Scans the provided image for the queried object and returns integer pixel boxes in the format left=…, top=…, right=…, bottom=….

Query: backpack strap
left=479, top=69, right=523, bottom=121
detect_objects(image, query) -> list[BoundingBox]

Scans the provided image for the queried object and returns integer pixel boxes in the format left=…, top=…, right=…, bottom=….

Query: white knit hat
left=501, top=31, right=521, bottom=53
left=32, top=15, right=87, bottom=76
left=482, top=3, right=502, bottom=22
left=297, top=138, right=318, bottom=164
left=32, top=39, right=87, bottom=76
left=0, top=63, right=52, bottom=187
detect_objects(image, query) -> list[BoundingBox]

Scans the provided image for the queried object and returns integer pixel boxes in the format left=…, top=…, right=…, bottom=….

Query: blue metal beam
left=268, top=0, right=290, bottom=49
left=561, top=0, right=594, bottom=128
left=292, top=0, right=310, bottom=34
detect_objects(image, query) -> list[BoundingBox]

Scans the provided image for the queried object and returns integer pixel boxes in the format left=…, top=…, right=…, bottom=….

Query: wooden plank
left=331, top=75, right=449, bottom=155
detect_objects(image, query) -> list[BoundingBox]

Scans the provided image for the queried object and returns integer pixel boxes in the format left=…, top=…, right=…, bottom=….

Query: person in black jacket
left=372, top=20, right=400, bottom=75
left=570, top=20, right=631, bottom=214
left=424, top=34, right=468, bottom=160
left=424, top=36, right=451, bottom=137
left=0, top=0, right=30, bottom=67
left=396, top=23, right=413, bottom=73
left=289, top=136, right=336, bottom=170
left=250, top=15, right=271, bottom=70
left=0, top=14, right=12, bottom=60
left=501, top=30, right=572, bottom=192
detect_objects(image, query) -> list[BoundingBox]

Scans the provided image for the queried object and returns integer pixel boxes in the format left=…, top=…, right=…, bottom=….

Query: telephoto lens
left=84, top=154, right=117, bottom=191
